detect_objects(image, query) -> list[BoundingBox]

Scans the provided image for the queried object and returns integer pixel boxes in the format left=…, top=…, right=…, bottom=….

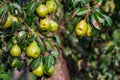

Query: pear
left=87, top=24, right=92, bottom=37
left=3, top=14, right=12, bottom=28
left=10, top=44, right=21, bottom=56
left=75, top=20, right=88, bottom=36
left=39, top=18, right=51, bottom=32
left=32, top=62, right=44, bottom=77
left=46, top=0, right=57, bottom=13
left=10, top=15, right=18, bottom=22
left=45, top=66, right=54, bottom=76
left=36, top=4, right=48, bottom=17
left=26, top=41, right=41, bottom=58
left=50, top=20, right=58, bottom=32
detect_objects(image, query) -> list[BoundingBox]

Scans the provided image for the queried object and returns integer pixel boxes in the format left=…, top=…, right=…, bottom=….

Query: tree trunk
left=43, top=52, right=70, bottom=80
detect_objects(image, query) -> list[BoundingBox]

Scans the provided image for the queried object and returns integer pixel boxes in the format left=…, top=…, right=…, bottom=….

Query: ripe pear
left=75, top=20, right=88, bottom=36
left=26, top=41, right=41, bottom=58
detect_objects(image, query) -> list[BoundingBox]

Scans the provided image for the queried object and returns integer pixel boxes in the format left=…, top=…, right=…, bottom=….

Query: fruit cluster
left=1, top=0, right=58, bottom=35
left=0, top=0, right=58, bottom=77
left=10, top=40, right=55, bottom=77
left=75, top=20, right=93, bottom=37
left=36, top=0, right=58, bottom=35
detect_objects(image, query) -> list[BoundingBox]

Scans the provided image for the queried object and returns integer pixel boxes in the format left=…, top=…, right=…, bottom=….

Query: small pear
left=87, top=24, right=92, bottom=37
left=26, top=41, right=41, bottom=58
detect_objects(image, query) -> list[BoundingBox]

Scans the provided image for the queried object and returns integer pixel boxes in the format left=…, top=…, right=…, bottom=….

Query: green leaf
left=37, top=40, right=46, bottom=51
left=44, top=40, right=53, bottom=49
left=72, top=0, right=90, bottom=8
left=73, top=0, right=90, bottom=6
left=83, top=0, right=90, bottom=3
left=102, top=14, right=112, bottom=26
left=17, top=31, right=27, bottom=43
left=26, top=1, right=37, bottom=16
left=10, top=22, right=19, bottom=33
left=28, top=35, right=36, bottom=43
left=105, top=45, right=114, bottom=54
left=51, top=50, right=59, bottom=57
left=64, top=12, right=72, bottom=22
left=75, top=8, right=89, bottom=16
left=10, top=3, right=22, bottom=13
left=44, top=55, right=54, bottom=72
left=10, top=58, right=20, bottom=68
left=66, top=22, right=74, bottom=33
left=91, top=14, right=101, bottom=30
left=17, top=61, right=24, bottom=71
left=0, top=4, right=6, bottom=17
left=94, top=11, right=105, bottom=23
left=29, top=58, right=42, bottom=70
left=112, top=29, right=120, bottom=44
left=54, top=35, right=61, bottom=47
left=0, top=74, right=11, bottom=80
left=0, top=63, right=4, bottom=73
left=72, top=0, right=81, bottom=8
left=25, top=15, right=37, bottom=25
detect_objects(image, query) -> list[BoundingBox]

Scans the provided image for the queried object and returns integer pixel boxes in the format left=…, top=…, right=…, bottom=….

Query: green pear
left=50, top=20, right=58, bottom=32
left=26, top=41, right=41, bottom=58
left=86, top=24, right=92, bottom=37
left=44, top=66, right=54, bottom=76
left=10, top=44, right=21, bottom=57
left=36, top=4, right=48, bottom=17
left=32, top=62, right=44, bottom=77
left=39, top=18, right=51, bottom=32
left=46, top=0, right=57, bottom=13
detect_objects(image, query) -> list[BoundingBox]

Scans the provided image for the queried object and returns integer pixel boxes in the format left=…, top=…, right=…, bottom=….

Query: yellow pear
left=75, top=20, right=88, bottom=36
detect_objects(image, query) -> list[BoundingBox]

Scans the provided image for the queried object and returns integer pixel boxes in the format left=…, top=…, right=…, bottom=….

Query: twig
left=84, top=9, right=92, bottom=21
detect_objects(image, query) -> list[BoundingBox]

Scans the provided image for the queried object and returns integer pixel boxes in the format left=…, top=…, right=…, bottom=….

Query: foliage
left=0, top=0, right=59, bottom=79
left=0, top=0, right=120, bottom=80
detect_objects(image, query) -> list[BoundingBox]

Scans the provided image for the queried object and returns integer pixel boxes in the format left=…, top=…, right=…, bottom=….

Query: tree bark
left=43, top=52, right=70, bottom=80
